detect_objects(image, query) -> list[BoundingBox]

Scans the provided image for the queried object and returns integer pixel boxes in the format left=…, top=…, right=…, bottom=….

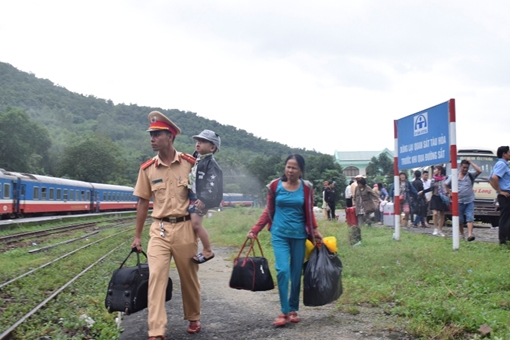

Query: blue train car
left=0, top=168, right=140, bottom=219
left=90, top=183, right=137, bottom=212
left=17, top=173, right=94, bottom=215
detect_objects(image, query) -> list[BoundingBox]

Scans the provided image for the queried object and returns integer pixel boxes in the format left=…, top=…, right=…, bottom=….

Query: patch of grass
left=204, top=209, right=510, bottom=339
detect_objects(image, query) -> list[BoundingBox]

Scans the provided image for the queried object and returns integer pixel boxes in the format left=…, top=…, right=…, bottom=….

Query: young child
left=189, top=130, right=223, bottom=264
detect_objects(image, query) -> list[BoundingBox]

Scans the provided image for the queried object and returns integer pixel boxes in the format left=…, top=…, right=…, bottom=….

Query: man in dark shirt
left=325, top=180, right=336, bottom=221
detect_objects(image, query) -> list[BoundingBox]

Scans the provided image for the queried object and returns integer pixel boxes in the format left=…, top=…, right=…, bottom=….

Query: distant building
left=334, top=148, right=394, bottom=180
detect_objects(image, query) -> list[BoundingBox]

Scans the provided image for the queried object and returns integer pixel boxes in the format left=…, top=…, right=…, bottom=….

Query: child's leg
left=191, top=213, right=213, bottom=258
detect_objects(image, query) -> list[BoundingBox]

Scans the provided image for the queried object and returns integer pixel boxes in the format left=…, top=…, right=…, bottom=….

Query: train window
left=57, top=189, right=61, bottom=200
left=70, top=189, right=74, bottom=201
left=33, top=187, right=39, bottom=200
left=63, top=189, right=68, bottom=201
left=41, top=187, right=47, bottom=200
left=108, top=192, right=111, bottom=201
left=49, top=188, right=54, bottom=200
left=3, top=183, right=10, bottom=199
left=80, top=191, right=84, bottom=201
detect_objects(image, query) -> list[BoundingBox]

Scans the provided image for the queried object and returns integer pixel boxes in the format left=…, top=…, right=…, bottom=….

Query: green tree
left=57, top=134, right=127, bottom=183
left=0, top=107, right=51, bottom=173
left=365, top=153, right=394, bottom=187
left=306, top=155, right=345, bottom=207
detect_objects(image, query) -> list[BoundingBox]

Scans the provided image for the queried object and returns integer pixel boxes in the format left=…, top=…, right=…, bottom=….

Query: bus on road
left=221, top=193, right=255, bottom=208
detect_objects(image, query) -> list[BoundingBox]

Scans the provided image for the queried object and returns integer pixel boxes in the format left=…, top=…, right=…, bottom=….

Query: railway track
left=0, top=216, right=134, bottom=249
left=0, top=242, right=126, bottom=340
left=0, top=221, right=149, bottom=339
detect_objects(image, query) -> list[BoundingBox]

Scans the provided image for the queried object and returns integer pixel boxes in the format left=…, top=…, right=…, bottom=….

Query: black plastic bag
left=303, top=244, right=343, bottom=306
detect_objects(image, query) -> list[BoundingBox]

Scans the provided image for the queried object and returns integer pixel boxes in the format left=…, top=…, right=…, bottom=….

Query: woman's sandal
left=288, top=311, right=300, bottom=323
left=273, top=314, right=288, bottom=327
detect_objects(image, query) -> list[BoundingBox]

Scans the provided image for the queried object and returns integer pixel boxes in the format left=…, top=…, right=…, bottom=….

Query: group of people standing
left=346, top=160, right=483, bottom=241
left=390, top=161, right=482, bottom=239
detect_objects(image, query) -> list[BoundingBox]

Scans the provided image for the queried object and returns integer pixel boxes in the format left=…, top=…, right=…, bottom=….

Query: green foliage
left=205, top=210, right=510, bottom=339
left=0, top=61, right=329, bottom=188
left=365, top=152, right=394, bottom=187
left=57, top=134, right=127, bottom=183
left=0, top=107, right=51, bottom=173
left=306, top=154, right=346, bottom=207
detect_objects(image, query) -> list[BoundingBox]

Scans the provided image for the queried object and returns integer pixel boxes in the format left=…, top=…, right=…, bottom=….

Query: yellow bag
left=323, top=236, right=338, bottom=254
left=305, top=236, right=337, bottom=261
left=305, top=239, right=315, bottom=261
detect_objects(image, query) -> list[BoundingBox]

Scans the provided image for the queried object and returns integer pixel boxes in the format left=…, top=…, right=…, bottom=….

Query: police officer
left=131, top=111, right=201, bottom=339
left=490, top=146, right=510, bottom=245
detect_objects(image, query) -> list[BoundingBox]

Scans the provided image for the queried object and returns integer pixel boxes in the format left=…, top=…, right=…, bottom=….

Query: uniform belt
left=160, top=215, right=191, bottom=223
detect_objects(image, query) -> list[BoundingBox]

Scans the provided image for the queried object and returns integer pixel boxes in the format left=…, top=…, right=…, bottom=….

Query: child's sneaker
left=432, top=228, right=439, bottom=236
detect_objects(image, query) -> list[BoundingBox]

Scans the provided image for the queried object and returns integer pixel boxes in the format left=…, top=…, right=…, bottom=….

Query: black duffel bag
left=229, top=237, right=274, bottom=292
left=303, top=244, right=343, bottom=307
left=105, top=248, right=172, bottom=315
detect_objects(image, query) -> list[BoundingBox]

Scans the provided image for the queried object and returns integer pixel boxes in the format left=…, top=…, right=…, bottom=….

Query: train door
left=1, top=179, right=14, bottom=218
left=12, top=181, right=18, bottom=216
left=18, top=182, right=26, bottom=217
left=94, top=191, right=100, bottom=212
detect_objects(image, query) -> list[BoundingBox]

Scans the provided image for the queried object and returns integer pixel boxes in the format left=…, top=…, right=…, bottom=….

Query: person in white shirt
left=345, top=180, right=353, bottom=207
left=322, top=181, right=329, bottom=219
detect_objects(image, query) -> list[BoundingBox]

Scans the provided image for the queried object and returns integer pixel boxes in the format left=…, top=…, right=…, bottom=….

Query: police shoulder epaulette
left=180, top=153, right=196, bottom=165
left=140, top=158, right=156, bottom=170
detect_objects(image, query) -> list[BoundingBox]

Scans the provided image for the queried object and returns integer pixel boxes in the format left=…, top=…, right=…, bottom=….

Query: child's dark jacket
left=195, top=153, right=223, bottom=209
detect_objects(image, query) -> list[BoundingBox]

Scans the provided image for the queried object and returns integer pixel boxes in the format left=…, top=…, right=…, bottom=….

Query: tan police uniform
left=133, top=111, right=200, bottom=337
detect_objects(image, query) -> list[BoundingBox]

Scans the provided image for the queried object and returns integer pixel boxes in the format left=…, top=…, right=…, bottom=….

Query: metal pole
left=449, top=99, right=459, bottom=250
left=394, top=120, right=401, bottom=240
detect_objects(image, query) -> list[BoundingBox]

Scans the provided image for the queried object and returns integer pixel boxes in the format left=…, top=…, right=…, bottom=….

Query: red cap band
left=149, top=121, right=179, bottom=136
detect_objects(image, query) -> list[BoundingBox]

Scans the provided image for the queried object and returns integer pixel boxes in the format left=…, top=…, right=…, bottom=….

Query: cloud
left=1, top=0, right=510, bottom=155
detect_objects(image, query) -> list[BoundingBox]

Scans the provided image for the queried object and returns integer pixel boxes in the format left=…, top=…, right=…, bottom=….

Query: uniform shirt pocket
left=152, top=182, right=167, bottom=201
left=177, top=179, right=189, bottom=199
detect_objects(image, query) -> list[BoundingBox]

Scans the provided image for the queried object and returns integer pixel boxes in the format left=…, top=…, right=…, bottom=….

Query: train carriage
left=90, top=183, right=137, bottom=212
left=0, top=168, right=145, bottom=219
left=18, top=173, right=94, bottom=215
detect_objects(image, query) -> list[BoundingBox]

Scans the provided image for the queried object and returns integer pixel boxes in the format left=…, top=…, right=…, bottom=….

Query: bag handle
left=235, top=237, right=265, bottom=265
left=118, top=247, right=148, bottom=271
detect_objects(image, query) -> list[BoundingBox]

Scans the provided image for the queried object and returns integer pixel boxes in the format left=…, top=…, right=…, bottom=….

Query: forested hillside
left=0, top=62, right=345, bottom=202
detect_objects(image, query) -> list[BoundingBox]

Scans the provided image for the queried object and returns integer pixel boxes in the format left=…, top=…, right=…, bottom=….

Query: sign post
left=394, top=99, right=459, bottom=250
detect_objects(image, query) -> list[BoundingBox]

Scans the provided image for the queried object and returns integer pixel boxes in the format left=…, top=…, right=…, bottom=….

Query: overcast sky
left=1, top=1, right=509, bottom=155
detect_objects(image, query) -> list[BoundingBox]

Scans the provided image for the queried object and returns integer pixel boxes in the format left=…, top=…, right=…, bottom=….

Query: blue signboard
left=397, top=101, right=450, bottom=169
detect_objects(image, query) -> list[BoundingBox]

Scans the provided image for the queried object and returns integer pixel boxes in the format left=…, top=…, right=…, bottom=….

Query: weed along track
left=0, top=244, right=125, bottom=340
left=0, top=219, right=149, bottom=339
left=0, top=228, right=132, bottom=290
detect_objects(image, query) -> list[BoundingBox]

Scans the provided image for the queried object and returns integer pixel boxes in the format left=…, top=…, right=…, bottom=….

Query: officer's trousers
left=147, top=219, right=200, bottom=337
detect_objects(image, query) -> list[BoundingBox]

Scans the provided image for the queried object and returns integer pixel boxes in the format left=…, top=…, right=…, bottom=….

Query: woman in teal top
left=249, top=154, right=323, bottom=327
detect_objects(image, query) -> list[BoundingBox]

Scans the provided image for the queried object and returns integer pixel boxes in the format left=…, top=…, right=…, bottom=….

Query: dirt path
left=119, top=246, right=411, bottom=340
